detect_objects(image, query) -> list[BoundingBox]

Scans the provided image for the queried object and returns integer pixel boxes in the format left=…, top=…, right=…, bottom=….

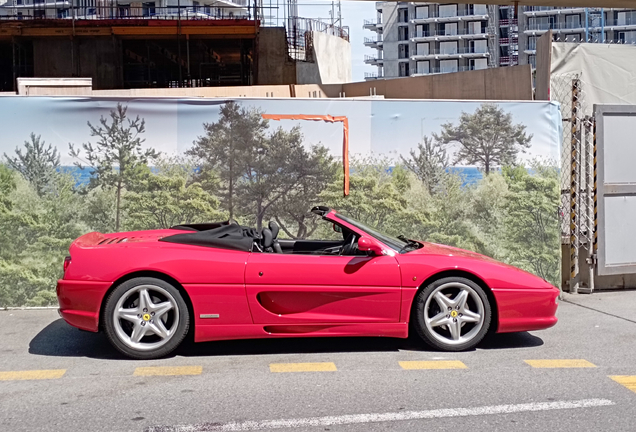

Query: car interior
left=258, top=220, right=367, bottom=256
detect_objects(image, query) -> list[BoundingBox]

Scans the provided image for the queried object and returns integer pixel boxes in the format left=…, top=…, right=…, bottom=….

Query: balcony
left=410, top=47, right=490, bottom=61
left=411, top=65, right=489, bottom=76
left=410, top=11, right=489, bottom=25
left=363, top=18, right=383, bottom=31
left=524, top=21, right=587, bottom=35
left=363, top=37, right=383, bottom=48
left=364, top=54, right=384, bottom=65
left=364, top=72, right=383, bottom=80
left=0, top=3, right=251, bottom=21
left=523, top=7, right=587, bottom=17
left=410, top=29, right=489, bottom=42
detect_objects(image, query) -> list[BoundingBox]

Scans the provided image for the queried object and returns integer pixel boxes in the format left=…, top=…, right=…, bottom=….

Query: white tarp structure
left=394, top=1, right=636, bottom=7
left=551, top=42, right=636, bottom=116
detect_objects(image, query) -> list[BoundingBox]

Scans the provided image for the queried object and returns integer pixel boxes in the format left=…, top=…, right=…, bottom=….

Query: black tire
left=103, top=277, right=190, bottom=360
left=413, top=277, right=491, bottom=352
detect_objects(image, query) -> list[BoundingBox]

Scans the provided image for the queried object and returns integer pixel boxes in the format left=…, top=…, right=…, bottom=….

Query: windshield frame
left=328, top=212, right=414, bottom=254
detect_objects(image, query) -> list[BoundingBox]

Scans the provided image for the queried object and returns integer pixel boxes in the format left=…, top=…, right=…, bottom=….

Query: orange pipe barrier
left=262, top=114, right=350, bottom=196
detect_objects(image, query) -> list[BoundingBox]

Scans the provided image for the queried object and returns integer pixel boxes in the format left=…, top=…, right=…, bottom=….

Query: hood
left=408, top=241, right=553, bottom=285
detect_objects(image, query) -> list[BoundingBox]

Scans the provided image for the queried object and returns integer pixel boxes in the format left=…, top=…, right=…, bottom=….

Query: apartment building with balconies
left=364, top=3, right=636, bottom=79
left=521, top=7, right=636, bottom=68
left=364, top=2, right=498, bottom=79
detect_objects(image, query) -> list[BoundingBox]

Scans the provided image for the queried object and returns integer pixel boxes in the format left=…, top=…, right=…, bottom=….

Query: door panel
left=245, top=253, right=402, bottom=324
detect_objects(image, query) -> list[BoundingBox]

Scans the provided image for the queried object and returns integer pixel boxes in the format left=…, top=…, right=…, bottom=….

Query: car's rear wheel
left=103, top=277, right=189, bottom=359
left=414, top=277, right=491, bottom=351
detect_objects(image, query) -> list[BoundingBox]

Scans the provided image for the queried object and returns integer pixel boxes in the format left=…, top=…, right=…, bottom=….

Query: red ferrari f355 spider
left=56, top=206, right=560, bottom=359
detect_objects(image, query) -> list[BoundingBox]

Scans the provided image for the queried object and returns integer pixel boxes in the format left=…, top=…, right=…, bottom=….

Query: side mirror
left=333, top=224, right=343, bottom=233
left=357, top=236, right=385, bottom=256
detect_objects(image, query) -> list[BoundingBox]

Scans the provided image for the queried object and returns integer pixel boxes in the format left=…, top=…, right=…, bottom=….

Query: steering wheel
left=339, top=233, right=356, bottom=256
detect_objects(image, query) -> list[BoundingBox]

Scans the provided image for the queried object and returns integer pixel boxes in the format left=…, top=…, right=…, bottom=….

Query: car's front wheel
left=103, top=277, right=190, bottom=359
left=414, top=277, right=491, bottom=351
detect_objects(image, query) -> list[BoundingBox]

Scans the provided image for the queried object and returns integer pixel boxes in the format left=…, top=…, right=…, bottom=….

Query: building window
left=398, top=8, right=409, bottom=23
left=399, top=62, right=410, bottom=77
left=529, top=16, right=554, bottom=31
left=398, top=27, right=409, bottom=41
left=528, top=36, right=537, bottom=50
left=471, top=58, right=488, bottom=70
left=417, top=61, right=430, bottom=74
left=444, top=22, right=457, bottom=36
left=468, top=21, right=482, bottom=34
left=415, top=6, right=428, bottom=19
left=398, top=44, right=410, bottom=59
left=415, top=25, right=427, bottom=38
left=439, top=4, right=457, bottom=18
left=416, top=43, right=429, bottom=55
left=619, top=31, right=636, bottom=44
left=470, top=40, right=488, bottom=54
left=472, top=4, right=487, bottom=15
left=618, top=11, right=636, bottom=26
left=440, top=41, right=458, bottom=55
left=565, top=14, right=581, bottom=29
left=529, top=55, right=536, bottom=69
left=440, top=59, right=458, bottom=73
left=15, top=0, right=23, bottom=4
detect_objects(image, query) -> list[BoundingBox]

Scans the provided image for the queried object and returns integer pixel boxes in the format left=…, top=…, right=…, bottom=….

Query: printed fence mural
left=0, top=97, right=561, bottom=307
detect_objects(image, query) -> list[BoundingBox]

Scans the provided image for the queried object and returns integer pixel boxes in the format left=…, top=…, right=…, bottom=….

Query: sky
left=0, top=97, right=561, bottom=167
left=291, top=0, right=377, bottom=82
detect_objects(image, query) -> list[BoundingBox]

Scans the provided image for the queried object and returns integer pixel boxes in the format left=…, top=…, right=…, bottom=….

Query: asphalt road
left=1, top=291, right=636, bottom=432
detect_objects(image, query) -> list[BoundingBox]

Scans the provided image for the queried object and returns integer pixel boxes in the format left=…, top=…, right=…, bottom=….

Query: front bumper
left=493, top=287, right=560, bottom=333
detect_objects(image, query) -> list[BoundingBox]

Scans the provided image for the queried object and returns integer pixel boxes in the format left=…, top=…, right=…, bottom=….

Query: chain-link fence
left=550, top=73, right=596, bottom=292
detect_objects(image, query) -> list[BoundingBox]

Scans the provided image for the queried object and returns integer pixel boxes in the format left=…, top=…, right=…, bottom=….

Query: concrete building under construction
left=0, top=0, right=352, bottom=92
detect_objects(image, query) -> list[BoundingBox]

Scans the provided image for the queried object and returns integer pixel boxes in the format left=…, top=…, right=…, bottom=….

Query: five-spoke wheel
left=103, top=277, right=190, bottom=359
left=414, top=277, right=491, bottom=351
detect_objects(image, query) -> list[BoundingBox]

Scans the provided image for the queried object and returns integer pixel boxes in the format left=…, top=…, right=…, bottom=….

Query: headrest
left=268, top=221, right=280, bottom=239
left=261, top=228, right=273, bottom=249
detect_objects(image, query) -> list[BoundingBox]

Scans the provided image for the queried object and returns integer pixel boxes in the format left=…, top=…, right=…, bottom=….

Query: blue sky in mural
left=0, top=97, right=561, bottom=168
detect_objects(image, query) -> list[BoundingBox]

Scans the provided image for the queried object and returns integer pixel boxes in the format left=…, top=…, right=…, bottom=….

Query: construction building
left=0, top=0, right=351, bottom=92
left=365, top=2, right=636, bottom=79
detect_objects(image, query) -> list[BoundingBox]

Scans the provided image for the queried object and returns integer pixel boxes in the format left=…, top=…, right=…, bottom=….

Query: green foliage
left=435, top=103, right=533, bottom=174
left=0, top=101, right=561, bottom=307
left=0, top=172, right=87, bottom=307
left=400, top=135, right=449, bottom=195
left=188, top=102, right=336, bottom=231
left=0, top=164, right=16, bottom=213
left=3, top=133, right=60, bottom=197
left=125, top=158, right=225, bottom=230
left=69, top=103, right=159, bottom=231
left=500, top=161, right=561, bottom=285
left=187, top=102, right=268, bottom=220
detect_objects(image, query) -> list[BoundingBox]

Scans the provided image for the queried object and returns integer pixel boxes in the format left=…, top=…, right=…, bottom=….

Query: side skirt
left=194, top=322, right=409, bottom=343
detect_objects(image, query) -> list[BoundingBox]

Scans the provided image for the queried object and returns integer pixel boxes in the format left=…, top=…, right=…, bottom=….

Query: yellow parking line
left=525, top=359, right=597, bottom=368
left=399, top=360, right=467, bottom=370
left=609, top=376, right=636, bottom=394
left=133, top=366, right=203, bottom=377
left=0, top=369, right=66, bottom=381
left=269, top=362, right=337, bottom=373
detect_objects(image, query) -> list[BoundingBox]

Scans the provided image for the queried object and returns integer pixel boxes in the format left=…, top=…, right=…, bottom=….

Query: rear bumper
left=493, top=287, right=560, bottom=333
left=56, top=279, right=113, bottom=332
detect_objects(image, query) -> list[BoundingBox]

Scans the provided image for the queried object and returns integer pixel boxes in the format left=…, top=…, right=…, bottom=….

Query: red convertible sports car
left=57, top=206, right=560, bottom=359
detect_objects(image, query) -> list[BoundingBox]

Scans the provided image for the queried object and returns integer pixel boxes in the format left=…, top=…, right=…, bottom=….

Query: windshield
left=334, top=213, right=415, bottom=253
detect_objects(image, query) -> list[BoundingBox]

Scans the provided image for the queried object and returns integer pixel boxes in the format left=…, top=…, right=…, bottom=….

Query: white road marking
left=145, top=398, right=614, bottom=432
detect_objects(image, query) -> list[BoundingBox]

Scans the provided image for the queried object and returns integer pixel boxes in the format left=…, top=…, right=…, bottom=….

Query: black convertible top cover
left=159, top=223, right=260, bottom=252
